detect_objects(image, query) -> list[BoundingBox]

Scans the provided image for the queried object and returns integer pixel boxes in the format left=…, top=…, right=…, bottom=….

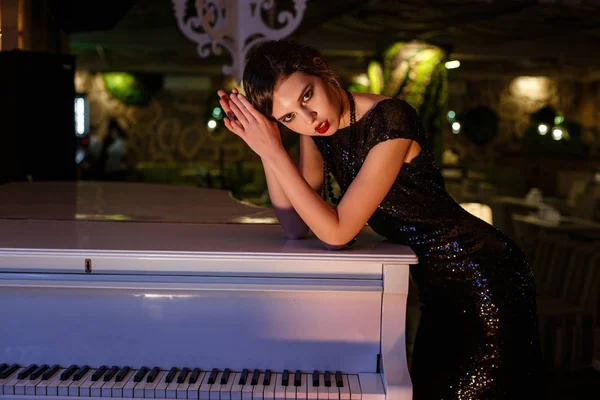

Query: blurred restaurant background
left=1, top=0, right=599, bottom=396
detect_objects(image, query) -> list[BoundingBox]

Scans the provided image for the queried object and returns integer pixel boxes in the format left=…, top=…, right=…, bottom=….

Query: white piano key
left=297, top=373, right=308, bottom=400
left=186, top=371, right=206, bottom=400
left=25, top=374, right=44, bottom=395
left=229, top=373, right=243, bottom=400
left=199, top=371, right=213, bottom=400
left=347, top=375, right=361, bottom=400
left=263, top=372, right=277, bottom=400
left=123, top=369, right=142, bottom=398
left=219, top=371, right=235, bottom=400
left=69, top=370, right=95, bottom=396
left=273, top=372, right=286, bottom=400
left=79, top=369, right=97, bottom=397
left=102, top=369, right=122, bottom=397
left=208, top=372, right=223, bottom=400
left=166, top=370, right=184, bottom=399
left=155, top=371, right=171, bottom=399
left=175, top=371, right=191, bottom=399
left=328, top=382, right=339, bottom=400
left=133, top=370, right=152, bottom=398
left=91, top=373, right=109, bottom=397
left=241, top=375, right=253, bottom=400
left=317, top=374, right=329, bottom=400
left=251, top=372, right=265, bottom=400
left=307, top=374, right=318, bottom=400
left=339, top=375, right=350, bottom=400
left=284, top=375, right=295, bottom=400
left=145, top=370, right=166, bottom=399
left=58, top=375, right=76, bottom=396
left=14, top=375, right=31, bottom=395
left=356, top=374, right=384, bottom=400
left=112, top=370, right=135, bottom=398
left=36, top=368, right=65, bottom=396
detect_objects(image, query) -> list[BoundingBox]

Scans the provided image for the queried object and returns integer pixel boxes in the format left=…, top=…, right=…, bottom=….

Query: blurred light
left=554, top=115, right=564, bottom=125
left=551, top=127, right=563, bottom=141
left=452, top=121, right=461, bottom=134
left=212, top=107, right=223, bottom=119
left=75, top=149, right=85, bottom=164
left=447, top=110, right=456, bottom=121
left=538, top=124, right=549, bottom=135
left=74, top=96, right=89, bottom=136
left=445, top=60, right=460, bottom=69
left=353, top=73, right=370, bottom=86
left=207, top=119, right=217, bottom=130
left=510, top=76, right=552, bottom=101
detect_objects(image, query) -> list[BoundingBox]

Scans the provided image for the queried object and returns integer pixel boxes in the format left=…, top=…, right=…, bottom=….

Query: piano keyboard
left=0, top=364, right=373, bottom=400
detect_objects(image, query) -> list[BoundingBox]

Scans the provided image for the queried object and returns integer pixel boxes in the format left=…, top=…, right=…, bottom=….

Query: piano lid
left=0, top=182, right=417, bottom=276
left=0, top=181, right=277, bottom=224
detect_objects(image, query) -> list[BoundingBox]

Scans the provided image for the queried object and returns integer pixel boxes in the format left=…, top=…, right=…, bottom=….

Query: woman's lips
left=315, top=121, right=329, bottom=134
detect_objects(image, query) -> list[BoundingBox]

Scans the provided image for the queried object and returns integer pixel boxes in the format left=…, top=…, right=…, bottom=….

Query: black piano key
left=207, top=368, right=219, bottom=385
left=250, top=369, right=260, bottom=386
left=134, top=367, right=149, bottom=383
left=91, top=365, right=108, bottom=381
left=263, top=370, right=272, bottom=386
left=294, top=370, right=302, bottom=387
left=104, top=366, right=120, bottom=381
left=312, top=370, right=319, bottom=387
left=115, top=366, right=130, bottom=382
left=165, top=367, right=178, bottom=383
left=177, top=368, right=190, bottom=384
left=220, top=368, right=231, bottom=385
left=188, top=368, right=201, bottom=384
left=281, top=369, right=289, bottom=387
left=324, top=371, right=332, bottom=387
left=335, top=371, right=343, bottom=387
left=30, top=364, right=49, bottom=380
left=238, top=368, right=249, bottom=385
left=0, top=364, right=19, bottom=379
left=73, top=365, right=90, bottom=381
left=60, top=364, right=78, bottom=381
left=41, top=365, right=60, bottom=380
left=0, top=363, right=8, bottom=374
left=18, top=363, right=37, bottom=379
left=146, top=367, right=160, bottom=383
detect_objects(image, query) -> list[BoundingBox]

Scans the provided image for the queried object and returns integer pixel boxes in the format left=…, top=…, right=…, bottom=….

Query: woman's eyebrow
left=276, top=83, right=311, bottom=121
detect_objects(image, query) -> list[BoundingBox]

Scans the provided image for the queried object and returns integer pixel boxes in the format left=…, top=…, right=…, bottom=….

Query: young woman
left=217, top=40, right=545, bottom=399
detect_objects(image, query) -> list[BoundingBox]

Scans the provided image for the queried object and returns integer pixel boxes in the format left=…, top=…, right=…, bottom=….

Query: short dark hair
left=242, top=40, right=340, bottom=118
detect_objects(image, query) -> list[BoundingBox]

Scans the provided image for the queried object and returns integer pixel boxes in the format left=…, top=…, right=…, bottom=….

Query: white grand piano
left=0, top=182, right=417, bottom=400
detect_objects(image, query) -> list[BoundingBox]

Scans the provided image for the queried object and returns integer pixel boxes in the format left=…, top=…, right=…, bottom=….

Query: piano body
left=0, top=182, right=417, bottom=400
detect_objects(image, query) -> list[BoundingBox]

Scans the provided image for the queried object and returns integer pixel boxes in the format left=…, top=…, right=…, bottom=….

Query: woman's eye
left=283, top=113, right=294, bottom=122
left=302, top=90, right=312, bottom=102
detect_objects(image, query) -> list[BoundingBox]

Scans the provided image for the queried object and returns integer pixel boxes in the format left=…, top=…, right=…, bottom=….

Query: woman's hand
left=217, top=89, right=284, bottom=159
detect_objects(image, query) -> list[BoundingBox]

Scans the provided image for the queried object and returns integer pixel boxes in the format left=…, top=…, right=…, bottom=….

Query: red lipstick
left=315, top=121, right=329, bottom=134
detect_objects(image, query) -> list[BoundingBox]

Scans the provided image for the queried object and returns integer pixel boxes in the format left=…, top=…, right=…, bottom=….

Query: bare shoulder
left=351, top=92, right=392, bottom=120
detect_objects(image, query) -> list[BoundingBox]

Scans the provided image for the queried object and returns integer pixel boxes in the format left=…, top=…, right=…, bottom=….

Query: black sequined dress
left=312, top=98, right=545, bottom=399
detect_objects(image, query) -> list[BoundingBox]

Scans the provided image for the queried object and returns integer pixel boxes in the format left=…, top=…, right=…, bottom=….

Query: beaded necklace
left=322, top=89, right=356, bottom=206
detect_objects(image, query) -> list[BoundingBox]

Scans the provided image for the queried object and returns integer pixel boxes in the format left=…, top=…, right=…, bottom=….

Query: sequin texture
left=312, top=98, right=545, bottom=399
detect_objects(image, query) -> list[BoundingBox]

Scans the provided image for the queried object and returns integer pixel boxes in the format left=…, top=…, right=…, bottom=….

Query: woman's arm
left=263, top=135, right=324, bottom=239
left=262, top=137, right=411, bottom=246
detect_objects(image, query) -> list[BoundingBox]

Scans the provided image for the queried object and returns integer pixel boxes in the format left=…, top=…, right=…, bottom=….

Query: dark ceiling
left=67, top=0, right=600, bottom=81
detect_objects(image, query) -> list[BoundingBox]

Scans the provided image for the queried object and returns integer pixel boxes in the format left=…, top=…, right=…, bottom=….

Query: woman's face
left=271, top=72, right=342, bottom=137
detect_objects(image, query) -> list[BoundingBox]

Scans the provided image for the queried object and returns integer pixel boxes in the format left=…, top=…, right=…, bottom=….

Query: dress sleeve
left=365, top=98, right=426, bottom=151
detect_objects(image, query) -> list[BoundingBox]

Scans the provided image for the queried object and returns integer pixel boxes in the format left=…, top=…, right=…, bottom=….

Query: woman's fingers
left=235, top=93, right=265, bottom=121
left=229, top=93, right=256, bottom=123
left=223, top=115, right=244, bottom=135
left=228, top=98, right=249, bottom=126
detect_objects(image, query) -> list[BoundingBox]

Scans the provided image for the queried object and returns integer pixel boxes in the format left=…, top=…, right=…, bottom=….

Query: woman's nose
left=300, top=108, right=316, bottom=124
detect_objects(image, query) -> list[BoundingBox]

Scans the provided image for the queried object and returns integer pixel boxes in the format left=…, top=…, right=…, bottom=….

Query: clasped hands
left=217, top=89, right=283, bottom=160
